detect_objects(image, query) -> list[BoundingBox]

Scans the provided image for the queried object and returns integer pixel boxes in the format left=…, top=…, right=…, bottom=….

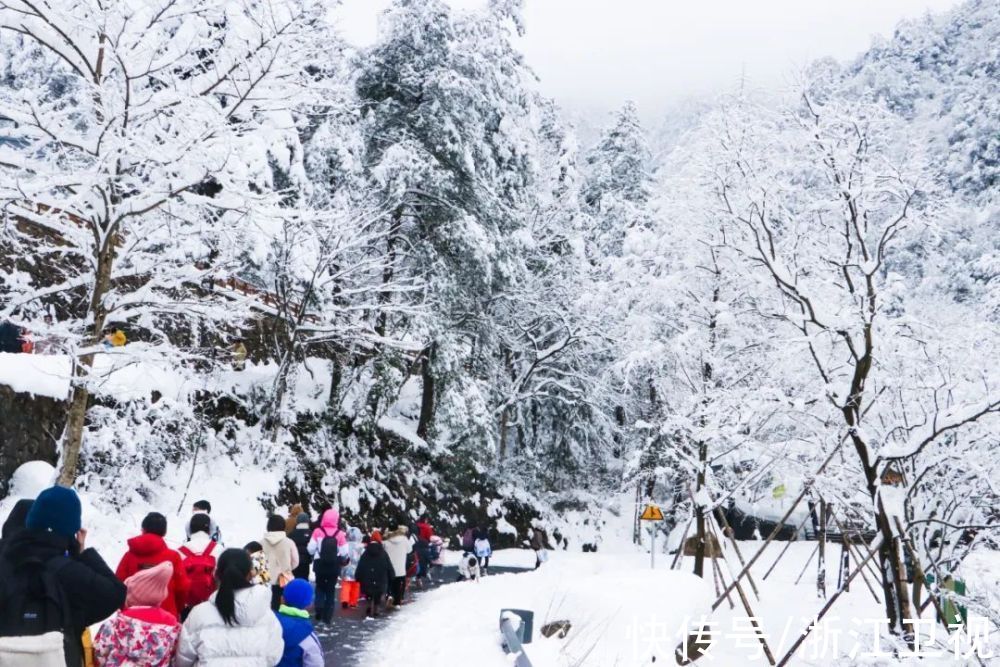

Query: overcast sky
left=334, top=0, right=963, bottom=120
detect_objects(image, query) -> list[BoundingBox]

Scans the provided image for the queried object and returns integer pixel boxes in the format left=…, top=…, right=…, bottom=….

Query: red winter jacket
left=416, top=521, right=433, bottom=542
left=115, top=533, right=190, bottom=619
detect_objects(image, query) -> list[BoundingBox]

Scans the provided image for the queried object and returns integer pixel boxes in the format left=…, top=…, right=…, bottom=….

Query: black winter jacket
left=0, top=529, right=126, bottom=666
left=353, top=542, right=394, bottom=596
left=289, top=527, right=312, bottom=577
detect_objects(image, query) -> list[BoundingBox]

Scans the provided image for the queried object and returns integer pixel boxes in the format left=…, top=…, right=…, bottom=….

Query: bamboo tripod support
left=707, top=516, right=777, bottom=666
left=710, top=443, right=843, bottom=612
left=774, top=536, right=885, bottom=667
left=829, top=511, right=881, bottom=603
left=714, top=507, right=761, bottom=599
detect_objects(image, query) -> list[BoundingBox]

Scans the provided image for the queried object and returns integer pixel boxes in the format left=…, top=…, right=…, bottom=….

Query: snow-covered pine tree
left=355, top=0, right=542, bottom=452
left=582, top=100, right=654, bottom=259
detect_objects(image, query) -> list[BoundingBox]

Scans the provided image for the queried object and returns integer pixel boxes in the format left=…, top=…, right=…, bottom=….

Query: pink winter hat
left=125, top=561, right=173, bottom=607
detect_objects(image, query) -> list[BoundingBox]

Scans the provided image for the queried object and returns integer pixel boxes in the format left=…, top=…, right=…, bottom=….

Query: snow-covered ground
left=363, top=548, right=713, bottom=666
left=359, top=495, right=1000, bottom=666
left=363, top=541, right=1000, bottom=666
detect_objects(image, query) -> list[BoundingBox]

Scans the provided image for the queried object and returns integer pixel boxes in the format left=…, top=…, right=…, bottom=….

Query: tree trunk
left=375, top=208, right=403, bottom=341
left=57, top=362, right=92, bottom=487
left=693, top=279, right=720, bottom=579
left=693, top=440, right=708, bottom=578
left=416, top=343, right=435, bottom=439
left=816, top=500, right=827, bottom=598
left=849, top=424, right=915, bottom=639
left=498, top=405, right=510, bottom=460
left=58, top=237, right=114, bottom=486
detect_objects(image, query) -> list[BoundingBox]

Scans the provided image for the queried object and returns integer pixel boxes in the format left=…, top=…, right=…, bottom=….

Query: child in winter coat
left=342, top=526, right=364, bottom=581
left=94, top=561, right=180, bottom=667
left=274, top=579, right=322, bottom=667
left=115, top=512, right=189, bottom=619
left=474, top=528, right=492, bottom=574
left=353, top=537, right=395, bottom=619
left=457, top=553, right=481, bottom=582
left=174, top=548, right=283, bottom=667
left=245, top=541, right=271, bottom=586
left=178, top=513, right=219, bottom=618
left=261, top=515, right=299, bottom=611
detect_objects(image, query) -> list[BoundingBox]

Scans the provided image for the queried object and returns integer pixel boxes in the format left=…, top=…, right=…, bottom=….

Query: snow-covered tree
left=0, top=0, right=328, bottom=484
left=355, top=0, right=544, bottom=449
left=706, top=88, right=1000, bottom=640
left=582, top=100, right=653, bottom=258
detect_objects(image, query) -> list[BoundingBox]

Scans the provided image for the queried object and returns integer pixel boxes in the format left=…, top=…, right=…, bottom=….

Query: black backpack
left=316, top=529, right=348, bottom=570
left=0, top=555, right=73, bottom=653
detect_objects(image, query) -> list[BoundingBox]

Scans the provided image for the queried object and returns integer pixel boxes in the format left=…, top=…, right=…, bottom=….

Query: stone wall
left=0, top=385, right=65, bottom=495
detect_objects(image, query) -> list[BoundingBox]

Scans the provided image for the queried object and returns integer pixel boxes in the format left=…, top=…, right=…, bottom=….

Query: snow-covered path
left=318, top=560, right=531, bottom=665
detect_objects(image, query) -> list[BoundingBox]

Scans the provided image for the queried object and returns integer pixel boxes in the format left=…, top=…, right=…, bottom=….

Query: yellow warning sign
left=640, top=504, right=664, bottom=521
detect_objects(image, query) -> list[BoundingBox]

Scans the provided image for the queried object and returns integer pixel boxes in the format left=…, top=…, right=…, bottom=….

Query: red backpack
left=179, top=542, right=218, bottom=608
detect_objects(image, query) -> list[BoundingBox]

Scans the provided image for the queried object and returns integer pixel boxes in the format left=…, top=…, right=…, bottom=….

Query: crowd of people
left=0, top=485, right=529, bottom=666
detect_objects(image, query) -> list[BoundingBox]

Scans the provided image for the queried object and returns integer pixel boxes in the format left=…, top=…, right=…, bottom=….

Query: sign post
left=640, top=503, right=665, bottom=570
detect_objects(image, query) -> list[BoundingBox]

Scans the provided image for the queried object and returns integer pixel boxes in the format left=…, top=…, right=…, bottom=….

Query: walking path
left=318, top=564, right=528, bottom=665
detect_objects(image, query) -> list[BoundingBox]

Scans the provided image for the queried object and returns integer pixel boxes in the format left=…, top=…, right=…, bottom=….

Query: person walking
left=353, top=536, right=394, bottom=619
left=530, top=526, right=550, bottom=569
left=474, top=527, right=492, bottom=574
left=261, top=515, right=299, bottom=611
left=93, top=561, right=181, bottom=667
left=414, top=515, right=433, bottom=584
left=274, top=579, right=322, bottom=667
left=288, top=513, right=312, bottom=580
left=179, top=513, right=220, bottom=618
left=461, top=524, right=476, bottom=554
left=174, top=548, right=284, bottom=667
left=115, top=512, right=190, bottom=619
left=383, top=524, right=412, bottom=606
left=0, top=486, right=126, bottom=666
left=307, top=509, right=347, bottom=624
left=184, top=500, right=222, bottom=544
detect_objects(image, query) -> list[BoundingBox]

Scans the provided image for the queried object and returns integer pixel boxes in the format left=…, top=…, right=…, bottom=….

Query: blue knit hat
left=26, top=486, right=82, bottom=538
left=282, top=579, right=314, bottom=609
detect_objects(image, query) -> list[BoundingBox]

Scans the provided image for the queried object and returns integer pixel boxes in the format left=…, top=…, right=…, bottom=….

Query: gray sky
left=334, top=0, right=964, bottom=119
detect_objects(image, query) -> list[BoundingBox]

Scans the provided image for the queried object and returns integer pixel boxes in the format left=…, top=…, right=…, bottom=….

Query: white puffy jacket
left=173, top=585, right=283, bottom=667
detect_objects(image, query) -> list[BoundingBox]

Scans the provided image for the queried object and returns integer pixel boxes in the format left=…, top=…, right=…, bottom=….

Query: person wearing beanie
left=288, top=512, right=313, bottom=580
left=93, top=561, right=180, bottom=667
left=274, top=579, right=322, bottom=667
left=0, top=486, right=126, bottom=666
left=116, top=512, right=190, bottom=619
left=261, top=514, right=299, bottom=611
